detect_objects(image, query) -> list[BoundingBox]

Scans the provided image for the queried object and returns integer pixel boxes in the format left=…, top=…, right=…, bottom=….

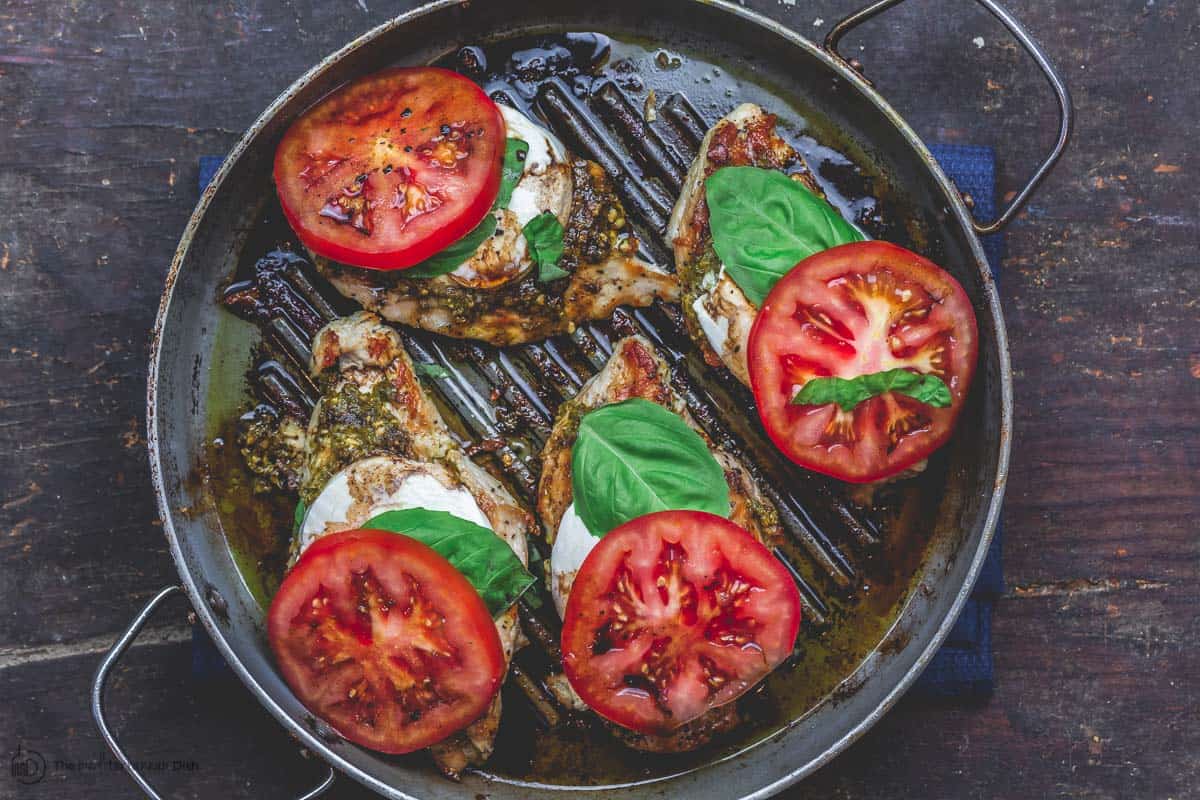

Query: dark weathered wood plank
left=0, top=0, right=1196, bottom=797
left=788, top=585, right=1200, bottom=799
left=2, top=584, right=1193, bottom=799
left=0, top=638, right=350, bottom=800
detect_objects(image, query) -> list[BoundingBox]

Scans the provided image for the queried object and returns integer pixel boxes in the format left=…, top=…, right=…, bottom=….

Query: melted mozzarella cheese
left=449, top=106, right=570, bottom=283
left=507, top=184, right=547, bottom=230
left=298, top=456, right=491, bottom=555
left=500, top=105, right=568, bottom=229
left=692, top=263, right=731, bottom=354
left=501, top=106, right=565, bottom=178
left=549, top=502, right=598, bottom=618
left=692, top=292, right=730, bottom=354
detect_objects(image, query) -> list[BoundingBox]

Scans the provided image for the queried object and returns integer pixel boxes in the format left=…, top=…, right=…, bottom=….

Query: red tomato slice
left=561, top=511, right=801, bottom=735
left=267, top=529, right=504, bottom=754
left=274, top=67, right=505, bottom=270
left=748, top=241, right=978, bottom=483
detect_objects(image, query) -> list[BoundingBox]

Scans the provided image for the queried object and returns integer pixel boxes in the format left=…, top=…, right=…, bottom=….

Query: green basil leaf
left=497, top=138, right=529, bottom=209
left=705, top=166, right=864, bottom=305
left=791, top=377, right=872, bottom=412
left=902, top=373, right=953, bottom=407
left=792, top=369, right=952, bottom=412
left=292, top=499, right=308, bottom=537
left=413, top=362, right=452, bottom=380
left=571, top=398, right=729, bottom=537
left=362, top=508, right=535, bottom=616
left=402, top=214, right=499, bottom=279
left=522, top=211, right=569, bottom=282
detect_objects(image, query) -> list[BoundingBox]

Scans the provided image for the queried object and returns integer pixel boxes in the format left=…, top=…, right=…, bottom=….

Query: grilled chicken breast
left=667, top=103, right=821, bottom=385
left=535, top=335, right=781, bottom=752
left=314, top=106, right=678, bottom=346
left=668, top=105, right=924, bottom=488
left=294, top=311, right=533, bottom=777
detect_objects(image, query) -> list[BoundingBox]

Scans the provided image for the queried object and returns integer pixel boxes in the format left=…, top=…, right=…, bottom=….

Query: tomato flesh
left=274, top=67, right=505, bottom=270
left=561, top=511, right=801, bottom=735
left=748, top=241, right=978, bottom=483
left=267, top=529, right=504, bottom=754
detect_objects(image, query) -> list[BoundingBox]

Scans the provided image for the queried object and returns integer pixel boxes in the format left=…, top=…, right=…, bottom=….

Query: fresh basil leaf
left=497, top=138, right=529, bottom=209
left=705, top=166, right=864, bottom=305
left=901, top=373, right=953, bottom=407
left=362, top=508, right=535, bottom=616
left=402, top=214, right=499, bottom=279
left=791, top=377, right=872, bottom=412
left=292, top=499, right=308, bottom=537
left=792, top=369, right=952, bottom=412
left=571, top=398, right=729, bottom=538
left=413, top=362, right=452, bottom=380
left=522, top=212, right=569, bottom=282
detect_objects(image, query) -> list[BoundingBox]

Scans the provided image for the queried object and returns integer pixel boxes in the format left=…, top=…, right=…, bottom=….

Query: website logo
left=10, top=745, right=46, bottom=785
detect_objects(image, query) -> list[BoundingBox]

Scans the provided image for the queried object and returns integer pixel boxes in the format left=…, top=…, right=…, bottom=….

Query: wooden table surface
left=1, top=0, right=1196, bottom=798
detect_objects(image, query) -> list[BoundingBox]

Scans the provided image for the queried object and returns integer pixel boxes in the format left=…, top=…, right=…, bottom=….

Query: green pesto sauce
left=300, top=376, right=410, bottom=505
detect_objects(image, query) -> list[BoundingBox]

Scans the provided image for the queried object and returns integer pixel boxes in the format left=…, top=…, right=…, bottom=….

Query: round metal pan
left=97, top=1, right=1070, bottom=798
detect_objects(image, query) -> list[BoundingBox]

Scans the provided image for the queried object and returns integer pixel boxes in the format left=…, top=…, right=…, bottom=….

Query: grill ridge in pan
left=155, top=2, right=1011, bottom=797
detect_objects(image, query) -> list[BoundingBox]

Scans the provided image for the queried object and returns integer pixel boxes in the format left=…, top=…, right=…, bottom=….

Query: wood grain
left=0, top=0, right=1196, bottom=798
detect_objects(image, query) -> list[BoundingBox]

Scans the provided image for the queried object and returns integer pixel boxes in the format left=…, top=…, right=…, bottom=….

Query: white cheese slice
left=500, top=105, right=567, bottom=228
left=501, top=104, right=565, bottom=176
left=298, top=456, right=491, bottom=555
left=693, top=262, right=732, bottom=354
left=448, top=106, right=570, bottom=282
left=549, top=502, right=599, bottom=618
left=693, top=291, right=730, bottom=355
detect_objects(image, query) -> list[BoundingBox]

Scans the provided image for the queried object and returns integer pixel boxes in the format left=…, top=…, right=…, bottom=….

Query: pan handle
left=91, top=585, right=337, bottom=800
left=824, top=0, right=1073, bottom=235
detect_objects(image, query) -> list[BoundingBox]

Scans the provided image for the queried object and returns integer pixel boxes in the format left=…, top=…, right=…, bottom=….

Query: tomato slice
left=747, top=241, right=979, bottom=483
left=561, top=511, right=800, bottom=735
left=274, top=67, right=505, bottom=271
left=267, top=529, right=504, bottom=754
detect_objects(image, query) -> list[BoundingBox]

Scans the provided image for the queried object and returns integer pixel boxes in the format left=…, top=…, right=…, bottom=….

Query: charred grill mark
left=520, top=339, right=583, bottom=401
left=398, top=332, right=540, bottom=501
left=593, top=81, right=688, bottom=193
left=660, top=93, right=707, bottom=151
left=255, top=360, right=314, bottom=418
left=223, top=249, right=333, bottom=337
left=508, top=660, right=563, bottom=729
left=462, top=342, right=555, bottom=436
left=537, top=80, right=673, bottom=237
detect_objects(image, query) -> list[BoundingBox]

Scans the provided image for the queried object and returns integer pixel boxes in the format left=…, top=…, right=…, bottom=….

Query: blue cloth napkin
left=913, top=144, right=1005, bottom=699
left=194, top=146, right=1005, bottom=698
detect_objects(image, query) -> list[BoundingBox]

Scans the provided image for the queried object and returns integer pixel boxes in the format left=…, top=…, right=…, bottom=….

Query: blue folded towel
left=914, top=144, right=1005, bottom=699
left=195, top=144, right=1005, bottom=699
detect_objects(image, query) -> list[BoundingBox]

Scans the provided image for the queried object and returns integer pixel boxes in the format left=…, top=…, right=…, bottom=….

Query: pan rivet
left=205, top=585, right=229, bottom=621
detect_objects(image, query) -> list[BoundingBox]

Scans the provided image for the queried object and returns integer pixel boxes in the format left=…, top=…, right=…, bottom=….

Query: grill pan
left=92, top=0, right=1072, bottom=797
